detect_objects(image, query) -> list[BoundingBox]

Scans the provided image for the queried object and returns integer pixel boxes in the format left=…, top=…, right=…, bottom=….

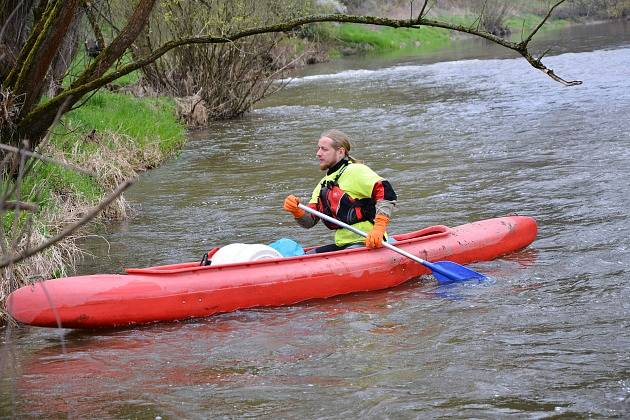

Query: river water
left=2, top=21, right=629, bottom=418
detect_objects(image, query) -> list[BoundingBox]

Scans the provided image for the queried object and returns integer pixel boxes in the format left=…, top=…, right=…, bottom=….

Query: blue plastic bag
left=267, top=238, right=305, bottom=257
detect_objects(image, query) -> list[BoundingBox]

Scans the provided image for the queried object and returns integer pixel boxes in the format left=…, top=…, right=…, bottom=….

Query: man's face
left=316, top=136, right=345, bottom=171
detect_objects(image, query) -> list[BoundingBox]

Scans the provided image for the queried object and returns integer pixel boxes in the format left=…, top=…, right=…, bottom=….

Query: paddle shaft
left=297, top=203, right=437, bottom=268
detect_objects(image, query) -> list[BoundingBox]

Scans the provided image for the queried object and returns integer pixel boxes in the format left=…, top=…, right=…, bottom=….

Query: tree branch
left=417, top=0, right=430, bottom=20
left=119, top=11, right=583, bottom=86
left=19, top=9, right=583, bottom=136
left=12, top=0, right=80, bottom=115
left=82, top=0, right=106, bottom=49
left=0, top=178, right=133, bottom=269
left=71, top=0, right=157, bottom=87
left=0, top=201, right=38, bottom=211
left=522, top=0, right=566, bottom=46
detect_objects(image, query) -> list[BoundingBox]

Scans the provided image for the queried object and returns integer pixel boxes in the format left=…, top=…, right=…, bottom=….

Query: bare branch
left=0, top=0, right=25, bottom=45
left=0, top=143, right=95, bottom=175
left=517, top=47, right=582, bottom=86
left=417, top=0, right=430, bottom=20
left=25, top=10, right=583, bottom=126
left=0, top=178, right=134, bottom=269
left=72, top=0, right=157, bottom=86
left=0, top=201, right=38, bottom=211
left=522, top=0, right=567, bottom=46
left=82, top=0, right=106, bottom=49
left=15, top=2, right=584, bottom=139
left=538, top=48, right=552, bottom=61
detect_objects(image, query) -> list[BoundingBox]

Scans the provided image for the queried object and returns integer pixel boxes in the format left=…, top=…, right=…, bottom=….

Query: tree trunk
left=5, top=0, right=157, bottom=156
left=9, top=1, right=80, bottom=120
left=0, top=0, right=36, bottom=81
left=46, top=7, right=85, bottom=97
left=71, top=0, right=157, bottom=87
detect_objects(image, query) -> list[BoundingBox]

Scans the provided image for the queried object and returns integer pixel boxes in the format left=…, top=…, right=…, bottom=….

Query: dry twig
left=0, top=178, right=134, bottom=269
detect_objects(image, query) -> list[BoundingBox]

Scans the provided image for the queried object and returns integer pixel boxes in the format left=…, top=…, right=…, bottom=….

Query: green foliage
left=3, top=90, right=186, bottom=228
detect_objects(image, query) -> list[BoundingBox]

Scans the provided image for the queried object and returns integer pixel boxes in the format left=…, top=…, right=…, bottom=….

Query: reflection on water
left=2, top=21, right=629, bottom=418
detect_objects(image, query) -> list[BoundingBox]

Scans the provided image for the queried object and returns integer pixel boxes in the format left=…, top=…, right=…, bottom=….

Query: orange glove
left=283, top=195, right=305, bottom=218
left=365, top=214, right=390, bottom=248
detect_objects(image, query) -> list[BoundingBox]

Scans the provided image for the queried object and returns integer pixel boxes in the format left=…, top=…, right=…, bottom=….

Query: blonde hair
left=320, top=129, right=357, bottom=163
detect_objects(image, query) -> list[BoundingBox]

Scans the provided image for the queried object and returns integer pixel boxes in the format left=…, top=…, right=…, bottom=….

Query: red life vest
left=317, top=164, right=376, bottom=230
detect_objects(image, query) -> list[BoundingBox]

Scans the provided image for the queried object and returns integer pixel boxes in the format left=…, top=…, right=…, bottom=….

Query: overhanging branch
left=20, top=8, right=583, bottom=130
left=79, top=9, right=585, bottom=87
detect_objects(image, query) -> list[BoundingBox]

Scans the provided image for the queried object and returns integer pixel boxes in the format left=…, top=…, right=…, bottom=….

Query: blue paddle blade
left=429, top=260, right=487, bottom=284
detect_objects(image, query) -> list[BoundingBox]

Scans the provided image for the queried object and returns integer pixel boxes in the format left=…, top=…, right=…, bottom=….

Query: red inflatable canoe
left=7, top=215, right=537, bottom=329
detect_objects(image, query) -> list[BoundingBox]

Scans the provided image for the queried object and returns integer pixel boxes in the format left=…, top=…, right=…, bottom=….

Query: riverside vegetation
left=0, top=89, right=185, bottom=309
left=1, top=0, right=627, bottom=321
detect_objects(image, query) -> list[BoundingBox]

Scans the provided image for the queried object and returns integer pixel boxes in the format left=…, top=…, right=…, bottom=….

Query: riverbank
left=291, top=0, right=628, bottom=62
left=1, top=90, right=186, bottom=321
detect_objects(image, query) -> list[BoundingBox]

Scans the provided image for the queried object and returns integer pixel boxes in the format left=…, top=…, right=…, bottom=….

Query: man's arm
left=366, top=180, right=397, bottom=248
left=372, top=180, right=397, bottom=218
left=295, top=203, right=319, bottom=229
left=284, top=195, right=319, bottom=228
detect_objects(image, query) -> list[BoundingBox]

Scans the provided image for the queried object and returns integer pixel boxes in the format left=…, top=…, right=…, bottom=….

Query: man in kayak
left=283, top=129, right=397, bottom=253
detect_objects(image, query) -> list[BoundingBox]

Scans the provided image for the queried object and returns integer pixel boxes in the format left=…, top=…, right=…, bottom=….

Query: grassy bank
left=1, top=89, right=186, bottom=316
left=43, top=90, right=185, bottom=218
left=328, top=23, right=452, bottom=56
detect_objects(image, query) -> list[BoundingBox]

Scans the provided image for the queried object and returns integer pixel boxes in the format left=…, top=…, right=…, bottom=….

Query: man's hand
left=283, top=195, right=305, bottom=218
left=365, top=214, right=390, bottom=248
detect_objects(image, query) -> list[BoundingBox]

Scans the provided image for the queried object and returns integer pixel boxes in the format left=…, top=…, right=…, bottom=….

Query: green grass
left=327, top=22, right=452, bottom=53
left=52, top=89, right=186, bottom=201
left=61, top=90, right=185, bottom=155
left=36, top=160, right=103, bottom=203
left=438, top=13, right=573, bottom=39
left=0, top=161, right=94, bottom=235
left=4, top=89, right=186, bottom=234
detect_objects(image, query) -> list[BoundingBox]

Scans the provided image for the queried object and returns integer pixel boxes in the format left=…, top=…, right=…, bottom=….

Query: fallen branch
left=0, top=201, right=38, bottom=212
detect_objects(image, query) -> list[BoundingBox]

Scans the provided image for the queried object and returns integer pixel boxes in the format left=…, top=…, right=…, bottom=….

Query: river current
left=2, top=21, right=629, bottom=418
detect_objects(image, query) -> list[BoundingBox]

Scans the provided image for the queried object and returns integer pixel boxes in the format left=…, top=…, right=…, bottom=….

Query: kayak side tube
left=6, top=216, right=537, bottom=329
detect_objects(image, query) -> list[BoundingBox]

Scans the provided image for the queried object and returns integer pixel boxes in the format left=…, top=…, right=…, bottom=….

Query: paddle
left=297, top=203, right=487, bottom=283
